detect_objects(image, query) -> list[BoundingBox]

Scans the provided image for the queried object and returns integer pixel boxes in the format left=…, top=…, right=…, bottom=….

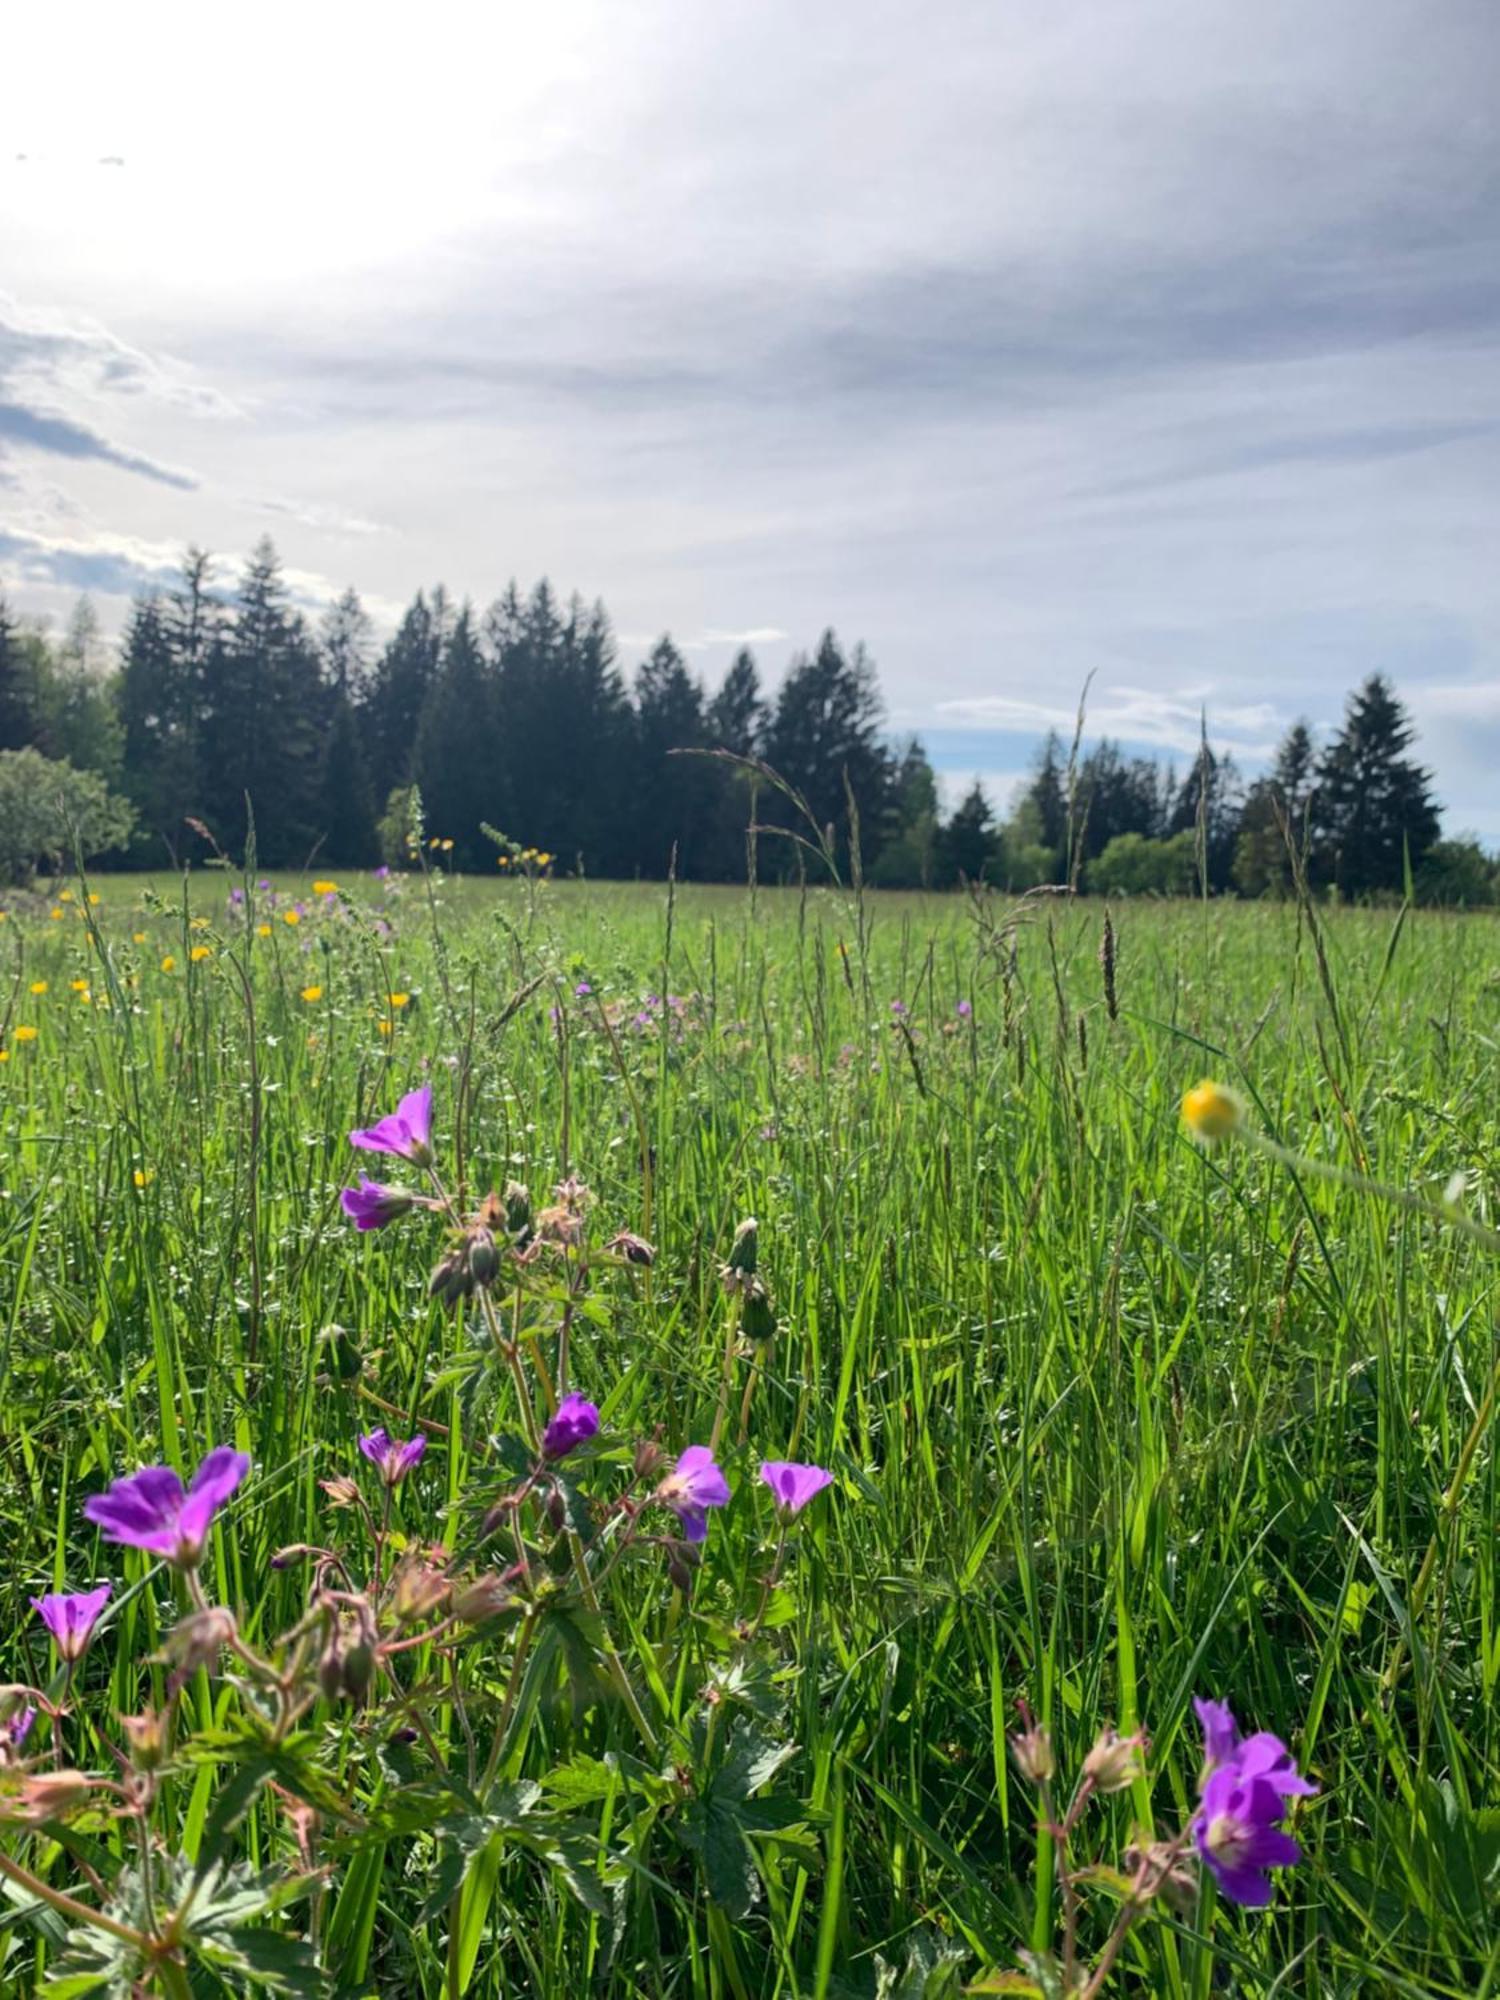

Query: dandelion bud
left=740, top=1280, right=777, bottom=1345
left=16, top=1770, right=91, bottom=1821
left=1181, top=1079, right=1243, bottom=1144
left=503, top=1180, right=533, bottom=1240
left=606, top=1229, right=655, bottom=1267
left=1009, top=1722, right=1055, bottom=1784
left=720, top=1216, right=758, bottom=1290
left=465, top=1226, right=500, bottom=1289
left=121, top=1709, right=169, bottom=1771
left=1082, top=1728, right=1147, bottom=1794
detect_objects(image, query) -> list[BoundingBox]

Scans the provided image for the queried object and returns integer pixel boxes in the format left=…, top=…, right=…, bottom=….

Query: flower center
left=1206, top=1811, right=1252, bottom=1867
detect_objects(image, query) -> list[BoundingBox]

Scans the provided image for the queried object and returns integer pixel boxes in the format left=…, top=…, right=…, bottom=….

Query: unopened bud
left=392, top=1562, right=449, bottom=1625
left=606, top=1229, right=655, bottom=1267
left=633, top=1437, right=667, bottom=1482
left=740, top=1280, right=777, bottom=1344
left=317, top=1637, right=345, bottom=1702
left=1009, top=1723, right=1055, bottom=1784
left=720, top=1216, right=758, bottom=1289
left=162, top=1605, right=237, bottom=1676
left=465, top=1226, right=500, bottom=1289
left=1082, top=1728, right=1147, bottom=1794
left=16, top=1770, right=91, bottom=1821
left=342, top=1640, right=376, bottom=1705
left=545, top=1489, right=567, bottom=1533
left=503, top=1180, right=532, bottom=1240
left=121, top=1709, right=170, bottom=1771
left=666, top=1552, right=695, bottom=1593
left=451, top=1574, right=514, bottom=1625
left=319, top=1473, right=361, bottom=1510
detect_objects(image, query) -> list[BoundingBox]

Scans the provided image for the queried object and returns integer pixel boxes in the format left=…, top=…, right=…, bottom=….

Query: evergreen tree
left=413, top=606, right=500, bottom=867
left=363, top=592, right=444, bottom=806
left=1312, top=674, right=1440, bottom=897
left=941, top=781, right=998, bottom=883
left=631, top=637, right=710, bottom=875
left=1167, top=741, right=1242, bottom=892
left=872, top=738, right=941, bottom=887
left=0, top=595, right=37, bottom=750
left=1072, top=742, right=1164, bottom=861
left=708, top=649, right=767, bottom=757
left=702, top=649, right=767, bottom=879
left=1232, top=721, right=1316, bottom=896
left=763, top=630, right=894, bottom=874
left=319, top=693, right=378, bottom=866
left=1029, top=731, right=1068, bottom=852
left=197, top=539, right=324, bottom=865
left=320, top=588, right=373, bottom=700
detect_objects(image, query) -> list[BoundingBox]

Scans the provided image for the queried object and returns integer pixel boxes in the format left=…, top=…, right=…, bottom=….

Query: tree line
left=0, top=538, right=1490, bottom=900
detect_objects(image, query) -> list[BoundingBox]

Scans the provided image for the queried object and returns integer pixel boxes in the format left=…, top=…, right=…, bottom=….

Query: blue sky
left=2, top=0, right=1498, bottom=829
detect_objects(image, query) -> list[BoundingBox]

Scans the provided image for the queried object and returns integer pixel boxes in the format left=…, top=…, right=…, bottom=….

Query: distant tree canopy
left=0, top=549, right=1481, bottom=899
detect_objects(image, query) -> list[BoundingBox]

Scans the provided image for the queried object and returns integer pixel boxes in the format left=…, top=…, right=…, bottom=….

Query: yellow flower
left=50, top=907, right=64, bottom=921
left=312, top=879, right=338, bottom=895
left=70, top=978, right=89, bottom=992
left=190, top=945, right=211, bottom=963
left=378, top=1019, right=393, bottom=1036
left=301, top=985, right=323, bottom=1003
left=30, top=980, right=47, bottom=995
left=132, top=931, right=147, bottom=944
left=76, top=988, right=92, bottom=1004
left=161, top=955, right=177, bottom=973
left=283, top=910, right=300, bottom=926
left=440, top=839, right=453, bottom=852
left=14, top=1025, right=38, bottom=1042
left=428, top=837, right=440, bottom=849
left=1181, top=1079, right=1243, bottom=1144
left=88, top=893, right=100, bottom=906
left=257, top=923, right=272, bottom=937
left=0, top=1049, right=8, bottom=1062
left=133, top=1168, right=152, bottom=1189
left=537, top=852, right=553, bottom=865
left=388, top=992, right=410, bottom=1009
left=190, top=916, right=209, bottom=931
left=497, top=856, right=509, bottom=868
left=59, top=889, right=74, bottom=903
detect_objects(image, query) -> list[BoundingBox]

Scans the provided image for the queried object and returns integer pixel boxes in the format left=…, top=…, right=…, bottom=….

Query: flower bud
left=545, top=1488, right=568, bottom=1533
left=319, top=1473, right=361, bottom=1510
left=451, top=1574, right=514, bottom=1625
left=342, top=1640, right=376, bottom=1705
left=16, top=1770, right=91, bottom=1821
left=429, top=1250, right=473, bottom=1307
left=740, top=1280, right=777, bottom=1344
left=606, top=1229, right=655, bottom=1267
left=392, top=1561, right=449, bottom=1625
left=317, top=1635, right=345, bottom=1702
left=121, top=1709, right=170, bottom=1771
left=162, top=1605, right=237, bottom=1677
left=465, top=1226, right=500, bottom=1289
left=503, top=1180, right=533, bottom=1241
left=1009, top=1723, right=1055, bottom=1784
left=1082, top=1728, right=1147, bottom=1794
left=633, top=1437, right=667, bottom=1482
left=720, top=1216, right=758, bottom=1290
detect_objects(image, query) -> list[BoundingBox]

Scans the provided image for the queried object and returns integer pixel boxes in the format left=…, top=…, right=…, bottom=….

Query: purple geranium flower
left=759, top=1461, right=834, bottom=1516
left=1193, top=1762, right=1306, bottom=1907
left=5, top=1705, right=36, bottom=1749
left=30, top=1584, right=112, bottom=1662
left=340, top=1176, right=414, bottom=1231
left=84, top=1448, right=250, bottom=1568
left=1194, top=1695, right=1242, bottom=1772
left=349, top=1085, right=434, bottom=1165
left=542, top=1393, right=599, bottom=1460
left=956, top=998, right=973, bottom=1018
left=359, top=1429, right=426, bottom=1487
left=658, top=1446, right=731, bottom=1543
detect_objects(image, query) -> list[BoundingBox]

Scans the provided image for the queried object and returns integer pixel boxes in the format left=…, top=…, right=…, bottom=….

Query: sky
left=3, top=0, right=1499, bottom=828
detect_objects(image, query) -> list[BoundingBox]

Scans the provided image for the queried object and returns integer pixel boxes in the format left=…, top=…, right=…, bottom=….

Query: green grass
left=1, top=869, right=1497, bottom=1997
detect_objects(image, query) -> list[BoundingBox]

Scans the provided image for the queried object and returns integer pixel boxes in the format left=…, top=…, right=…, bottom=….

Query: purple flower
left=1195, top=1696, right=1242, bottom=1773
left=359, top=1429, right=426, bottom=1487
left=5, top=1706, right=36, bottom=1749
left=759, top=1460, right=834, bottom=1516
left=956, top=998, right=973, bottom=1019
left=340, top=1176, right=414, bottom=1231
left=30, top=1584, right=111, bottom=1662
left=84, top=1448, right=250, bottom=1568
left=889, top=998, right=908, bottom=1016
left=574, top=981, right=593, bottom=998
left=1193, top=1763, right=1306, bottom=1907
left=542, top=1393, right=599, bottom=1460
left=349, top=1084, right=434, bottom=1165
left=657, top=1446, right=731, bottom=1544
left=374, top=865, right=391, bottom=881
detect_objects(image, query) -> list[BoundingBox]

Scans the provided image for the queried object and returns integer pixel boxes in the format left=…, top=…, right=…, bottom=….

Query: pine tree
left=363, top=592, right=443, bottom=806
left=1312, top=675, right=1440, bottom=897
left=197, top=540, right=325, bottom=865
left=0, top=595, right=37, bottom=751
left=763, top=631, right=894, bottom=875
left=941, top=781, right=997, bottom=883
left=630, top=637, right=711, bottom=875
left=413, top=606, right=500, bottom=867
left=319, top=692, right=378, bottom=865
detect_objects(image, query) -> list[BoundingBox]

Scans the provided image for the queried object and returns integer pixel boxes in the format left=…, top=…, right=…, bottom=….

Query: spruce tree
left=413, top=606, right=500, bottom=867
left=0, top=595, right=36, bottom=751
left=941, top=781, right=997, bottom=883
left=363, top=592, right=443, bottom=806
left=1313, top=675, right=1440, bottom=897
left=319, top=692, right=378, bottom=865
left=631, top=637, right=710, bottom=876
left=763, top=631, right=894, bottom=875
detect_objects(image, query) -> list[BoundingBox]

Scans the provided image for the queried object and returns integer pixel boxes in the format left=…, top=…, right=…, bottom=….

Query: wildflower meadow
left=0, top=866, right=1496, bottom=1997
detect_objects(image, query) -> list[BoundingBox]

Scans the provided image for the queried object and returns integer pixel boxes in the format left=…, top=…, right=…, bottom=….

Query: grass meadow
left=0, top=868, right=1497, bottom=1997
